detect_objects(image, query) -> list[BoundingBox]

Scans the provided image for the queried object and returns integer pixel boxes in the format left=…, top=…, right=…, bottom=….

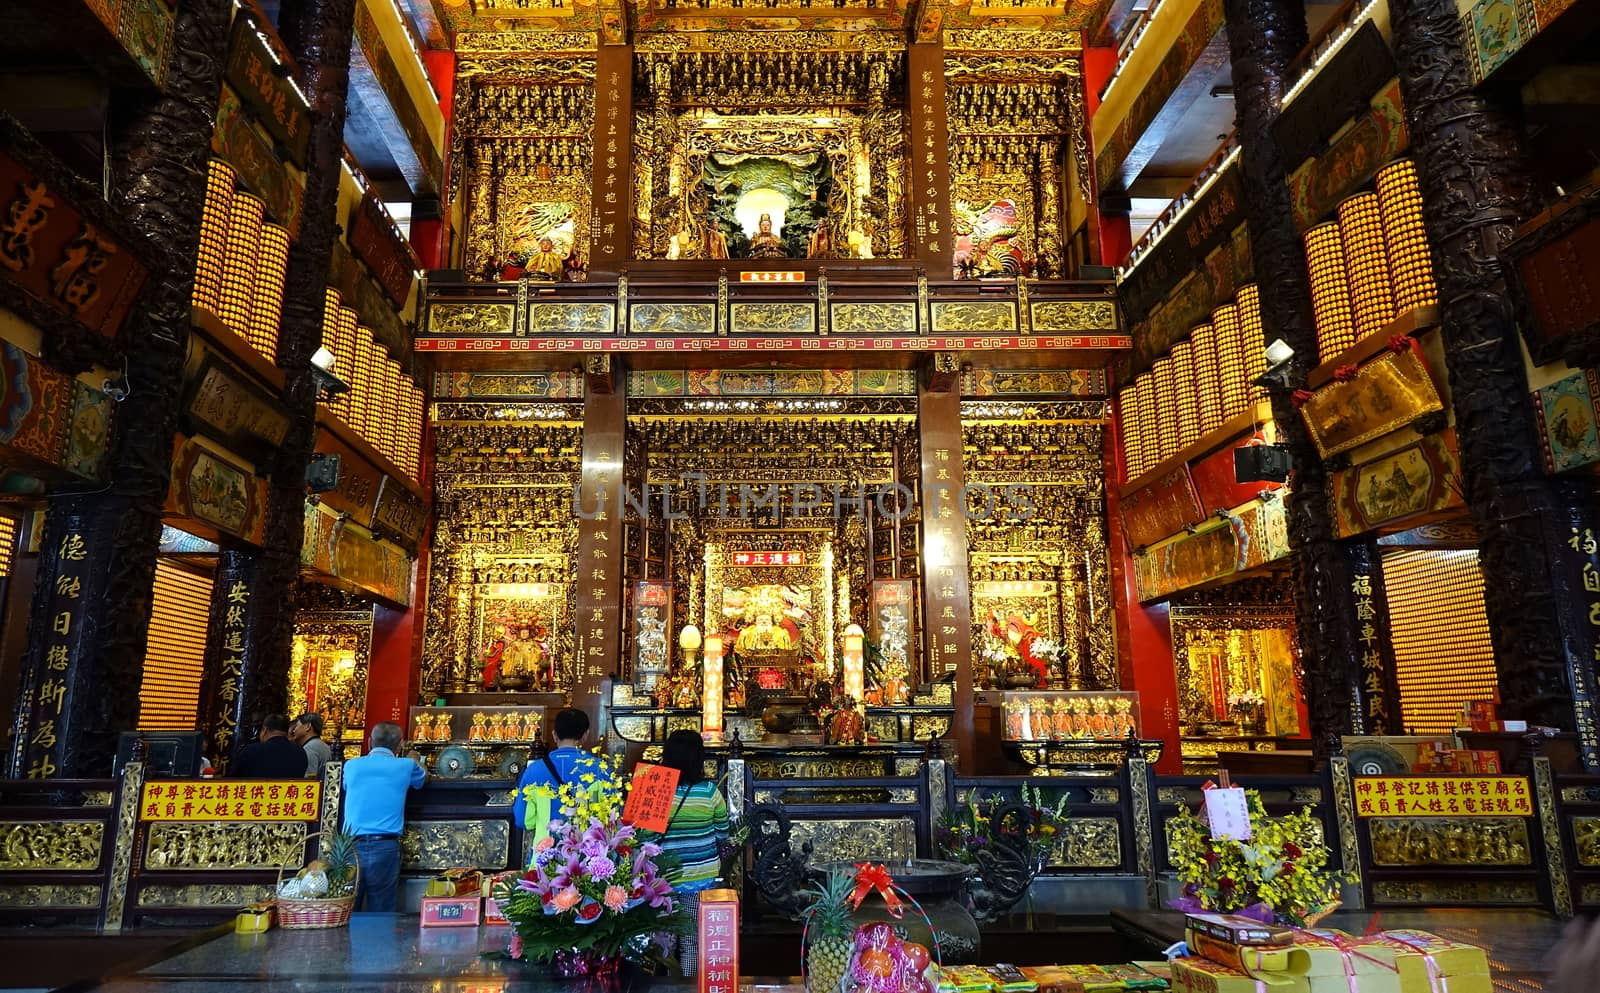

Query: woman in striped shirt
left=655, top=729, right=730, bottom=977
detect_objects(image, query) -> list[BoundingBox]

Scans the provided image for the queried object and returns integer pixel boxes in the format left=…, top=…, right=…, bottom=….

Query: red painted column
left=1083, top=47, right=1116, bottom=117
left=363, top=416, right=434, bottom=742
left=1106, top=385, right=1181, bottom=773
left=415, top=49, right=455, bottom=271
left=1098, top=213, right=1133, bottom=269
left=1082, top=46, right=1132, bottom=268
left=411, top=218, right=444, bottom=271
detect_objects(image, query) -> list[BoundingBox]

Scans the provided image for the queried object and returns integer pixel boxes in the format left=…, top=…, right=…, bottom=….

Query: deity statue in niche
left=704, top=221, right=730, bottom=260
left=503, top=201, right=577, bottom=279
left=748, top=214, right=789, bottom=259
left=499, top=626, right=547, bottom=689
left=700, top=152, right=832, bottom=260
left=481, top=623, right=513, bottom=689
left=735, top=612, right=795, bottom=653
left=808, top=220, right=832, bottom=259
left=527, top=237, right=564, bottom=281
left=481, top=600, right=557, bottom=691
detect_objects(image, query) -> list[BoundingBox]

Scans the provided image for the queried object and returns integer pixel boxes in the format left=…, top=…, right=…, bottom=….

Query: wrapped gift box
left=1096, top=963, right=1168, bottom=990
left=984, top=964, right=1039, bottom=992
left=426, top=868, right=482, bottom=897
left=1175, top=957, right=1280, bottom=993
left=234, top=901, right=274, bottom=934
left=1187, top=914, right=1293, bottom=947
left=1018, top=965, right=1087, bottom=993
left=1294, top=931, right=1400, bottom=993
left=1189, top=929, right=1310, bottom=978
left=1133, top=962, right=1174, bottom=982
left=1359, top=931, right=1491, bottom=993
left=938, top=965, right=999, bottom=992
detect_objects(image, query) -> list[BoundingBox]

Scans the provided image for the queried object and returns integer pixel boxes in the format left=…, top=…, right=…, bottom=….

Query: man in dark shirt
left=233, top=714, right=311, bottom=777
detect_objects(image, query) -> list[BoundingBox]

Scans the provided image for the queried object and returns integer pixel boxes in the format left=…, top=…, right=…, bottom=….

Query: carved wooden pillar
left=8, top=0, right=232, bottom=778
left=1390, top=0, right=1600, bottom=763
left=219, top=0, right=360, bottom=757
left=591, top=44, right=634, bottom=270
left=908, top=43, right=952, bottom=270
left=918, top=354, right=974, bottom=770
left=574, top=356, right=626, bottom=727
left=1222, top=0, right=1366, bottom=761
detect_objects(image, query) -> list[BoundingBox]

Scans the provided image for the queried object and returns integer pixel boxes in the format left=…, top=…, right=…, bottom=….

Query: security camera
left=1265, top=339, right=1294, bottom=366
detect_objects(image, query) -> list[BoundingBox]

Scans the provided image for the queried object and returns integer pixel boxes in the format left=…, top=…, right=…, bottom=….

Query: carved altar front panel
left=789, top=817, right=918, bottom=864
left=424, top=414, right=583, bottom=696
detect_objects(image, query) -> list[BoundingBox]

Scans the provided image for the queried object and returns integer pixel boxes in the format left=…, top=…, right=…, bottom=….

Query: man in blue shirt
left=512, top=708, right=610, bottom=836
left=342, top=722, right=426, bottom=912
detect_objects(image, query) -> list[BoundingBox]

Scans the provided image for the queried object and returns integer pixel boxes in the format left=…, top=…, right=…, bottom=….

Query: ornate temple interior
left=0, top=0, right=1597, bottom=977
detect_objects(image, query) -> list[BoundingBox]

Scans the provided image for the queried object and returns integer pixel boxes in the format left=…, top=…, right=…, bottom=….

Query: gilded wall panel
left=403, top=819, right=511, bottom=871
left=931, top=301, right=1016, bottom=333
left=525, top=302, right=616, bottom=335
left=631, top=303, right=716, bottom=335
left=730, top=303, right=815, bottom=335
left=1371, top=880, right=1538, bottom=905
left=144, top=822, right=307, bottom=871
left=0, top=884, right=100, bottom=907
left=0, top=822, right=103, bottom=870
left=138, top=883, right=274, bottom=907
left=1052, top=816, right=1121, bottom=868
left=832, top=302, right=918, bottom=335
left=1573, top=815, right=1600, bottom=867
left=1031, top=300, right=1118, bottom=333
left=426, top=302, right=516, bottom=336
left=789, top=818, right=917, bottom=864
left=1367, top=817, right=1531, bottom=867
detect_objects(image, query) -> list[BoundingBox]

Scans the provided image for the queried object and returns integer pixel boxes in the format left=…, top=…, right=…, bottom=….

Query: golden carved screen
left=1170, top=610, right=1302, bottom=736
left=290, top=609, right=374, bottom=752
left=704, top=533, right=836, bottom=675
left=423, top=415, right=583, bottom=697
left=633, top=109, right=908, bottom=260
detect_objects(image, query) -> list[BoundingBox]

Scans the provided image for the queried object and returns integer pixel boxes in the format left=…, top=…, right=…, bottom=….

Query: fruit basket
left=274, top=831, right=359, bottom=929
left=801, top=864, right=942, bottom=993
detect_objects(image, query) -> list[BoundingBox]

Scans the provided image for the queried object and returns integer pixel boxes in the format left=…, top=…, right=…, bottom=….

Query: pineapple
left=804, top=869, right=855, bottom=993
left=319, top=832, right=359, bottom=897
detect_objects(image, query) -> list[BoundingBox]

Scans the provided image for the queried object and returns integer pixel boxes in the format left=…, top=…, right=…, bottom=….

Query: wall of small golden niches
left=1303, top=158, right=1438, bottom=364
left=192, top=159, right=291, bottom=362
left=1119, top=283, right=1266, bottom=480
left=319, top=286, right=424, bottom=483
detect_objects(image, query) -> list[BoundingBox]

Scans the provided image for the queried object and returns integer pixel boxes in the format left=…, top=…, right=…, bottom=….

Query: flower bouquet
left=500, top=750, right=689, bottom=973
left=935, top=783, right=1068, bottom=869
left=936, top=785, right=1066, bottom=923
left=1167, top=788, right=1351, bottom=927
left=1226, top=692, right=1266, bottom=733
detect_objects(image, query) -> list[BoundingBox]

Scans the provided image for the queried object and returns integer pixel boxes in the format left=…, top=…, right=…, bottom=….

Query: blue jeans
left=354, top=836, right=401, bottom=912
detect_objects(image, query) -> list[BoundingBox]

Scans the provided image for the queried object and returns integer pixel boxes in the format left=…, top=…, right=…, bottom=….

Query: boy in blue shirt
left=512, top=707, right=611, bottom=837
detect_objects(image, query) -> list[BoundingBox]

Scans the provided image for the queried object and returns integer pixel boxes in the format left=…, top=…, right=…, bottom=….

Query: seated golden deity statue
left=527, top=236, right=563, bottom=280
left=748, top=214, right=788, bottom=259
left=499, top=627, right=543, bottom=686
left=735, top=613, right=794, bottom=653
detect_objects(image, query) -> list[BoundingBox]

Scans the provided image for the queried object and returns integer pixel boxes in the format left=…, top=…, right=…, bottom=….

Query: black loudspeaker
left=1234, top=444, right=1292, bottom=483
left=307, top=453, right=342, bottom=494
